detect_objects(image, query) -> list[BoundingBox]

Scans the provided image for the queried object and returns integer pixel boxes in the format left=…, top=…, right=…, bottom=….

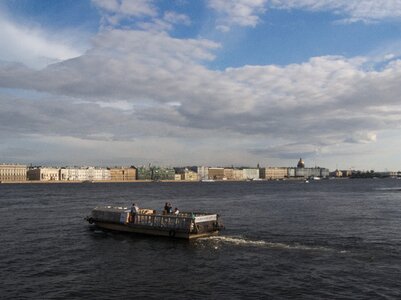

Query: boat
left=85, top=206, right=223, bottom=239
left=82, top=180, right=94, bottom=183
left=201, top=179, right=215, bottom=182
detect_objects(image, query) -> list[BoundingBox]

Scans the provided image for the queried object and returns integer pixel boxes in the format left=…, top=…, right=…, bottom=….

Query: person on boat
left=130, top=203, right=139, bottom=222
left=168, top=203, right=173, bottom=214
left=174, top=207, right=180, bottom=215
left=164, top=202, right=173, bottom=214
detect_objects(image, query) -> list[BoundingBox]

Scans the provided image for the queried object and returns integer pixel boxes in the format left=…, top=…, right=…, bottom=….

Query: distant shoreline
left=1, top=177, right=387, bottom=185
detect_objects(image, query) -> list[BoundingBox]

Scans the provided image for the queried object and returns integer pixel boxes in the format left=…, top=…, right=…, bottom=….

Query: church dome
left=297, top=158, right=305, bottom=168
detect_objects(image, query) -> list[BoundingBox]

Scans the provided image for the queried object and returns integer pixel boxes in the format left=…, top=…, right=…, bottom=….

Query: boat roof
left=93, top=206, right=217, bottom=216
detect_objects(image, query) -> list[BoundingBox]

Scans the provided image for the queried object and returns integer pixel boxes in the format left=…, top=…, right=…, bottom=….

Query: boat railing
left=131, top=213, right=193, bottom=231
left=92, top=206, right=218, bottom=231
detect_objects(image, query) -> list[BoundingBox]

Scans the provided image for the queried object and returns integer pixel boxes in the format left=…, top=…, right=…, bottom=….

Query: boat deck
left=87, top=206, right=222, bottom=239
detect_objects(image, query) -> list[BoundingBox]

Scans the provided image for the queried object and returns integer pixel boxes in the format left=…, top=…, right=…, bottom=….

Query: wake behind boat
left=85, top=206, right=223, bottom=239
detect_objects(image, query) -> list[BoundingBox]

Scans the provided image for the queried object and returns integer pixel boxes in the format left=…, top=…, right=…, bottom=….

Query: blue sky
left=1, top=0, right=401, bottom=170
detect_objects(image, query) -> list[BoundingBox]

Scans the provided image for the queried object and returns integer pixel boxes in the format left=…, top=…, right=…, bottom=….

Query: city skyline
left=1, top=1, right=401, bottom=170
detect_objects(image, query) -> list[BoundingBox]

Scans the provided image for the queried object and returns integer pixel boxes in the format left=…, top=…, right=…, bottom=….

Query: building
left=137, top=166, right=152, bottom=180
left=260, top=167, right=288, bottom=180
left=0, top=164, right=27, bottom=182
left=332, top=169, right=343, bottom=177
left=59, top=168, right=88, bottom=181
left=137, top=166, right=175, bottom=181
left=376, top=171, right=398, bottom=178
left=175, top=168, right=199, bottom=181
left=297, top=158, right=305, bottom=168
left=109, top=167, right=136, bottom=181
left=189, top=166, right=209, bottom=180
left=58, top=167, right=110, bottom=181
left=287, top=158, right=329, bottom=179
left=208, top=168, right=225, bottom=180
left=28, top=167, right=60, bottom=181
left=151, top=167, right=175, bottom=181
left=85, top=167, right=111, bottom=181
left=223, top=168, right=234, bottom=180
left=340, top=170, right=353, bottom=177
left=232, top=169, right=244, bottom=180
left=242, top=168, right=260, bottom=180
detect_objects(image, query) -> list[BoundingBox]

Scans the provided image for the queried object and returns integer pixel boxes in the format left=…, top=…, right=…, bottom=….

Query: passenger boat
left=85, top=206, right=223, bottom=239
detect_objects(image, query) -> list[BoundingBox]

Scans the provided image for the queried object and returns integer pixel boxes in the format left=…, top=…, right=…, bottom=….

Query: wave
left=375, top=187, right=401, bottom=191
left=200, top=235, right=344, bottom=252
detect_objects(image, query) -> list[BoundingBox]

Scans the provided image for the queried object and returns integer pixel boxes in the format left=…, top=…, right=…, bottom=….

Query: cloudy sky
left=1, top=0, right=401, bottom=170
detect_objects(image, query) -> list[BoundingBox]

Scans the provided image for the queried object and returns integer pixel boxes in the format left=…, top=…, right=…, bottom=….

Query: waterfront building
left=288, top=167, right=329, bottom=178
left=320, top=168, right=330, bottom=178
left=260, top=167, right=288, bottom=180
left=287, top=158, right=330, bottom=179
left=177, top=168, right=199, bottom=181
left=297, top=158, right=305, bottom=168
left=85, top=167, right=111, bottom=181
left=137, top=166, right=175, bottom=181
left=59, top=168, right=88, bottom=181
left=109, top=167, right=136, bottom=181
left=208, top=168, right=225, bottom=180
left=28, top=167, right=60, bottom=181
left=332, top=169, right=343, bottom=177
left=58, top=167, right=110, bottom=181
left=377, top=171, right=398, bottom=178
left=152, top=167, right=175, bottom=181
left=0, top=164, right=27, bottom=182
left=232, top=169, right=244, bottom=180
left=174, top=174, right=182, bottom=181
left=189, top=166, right=209, bottom=180
left=223, top=168, right=234, bottom=180
left=242, top=168, right=260, bottom=180
left=340, top=170, right=353, bottom=177
left=137, top=166, right=152, bottom=180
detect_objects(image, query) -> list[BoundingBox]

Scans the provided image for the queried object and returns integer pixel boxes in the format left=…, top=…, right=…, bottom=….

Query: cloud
left=344, top=132, right=377, bottom=144
left=2, top=29, right=401, bottom=166
left=0, top=29, right=221, bottom=99
left=92, top=0, right=158, bottom=25
left=163, top=11, right=191, bottom=26
left=270, top=0, right=401, bottom=23
left=92, top=0, right=191, bottom=32
left=208, top=0, right=268, bottom=29
left=208, top=0, right=401, bottom=30
left=0, top=16, right=82, bottom=68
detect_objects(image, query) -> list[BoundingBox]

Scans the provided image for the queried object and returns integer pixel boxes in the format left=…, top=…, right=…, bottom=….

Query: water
left=1, top=179, right=401, bottom=299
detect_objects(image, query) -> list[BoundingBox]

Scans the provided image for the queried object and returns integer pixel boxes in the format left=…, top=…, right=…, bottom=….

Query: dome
left=297, top=158, right=305, bottom=168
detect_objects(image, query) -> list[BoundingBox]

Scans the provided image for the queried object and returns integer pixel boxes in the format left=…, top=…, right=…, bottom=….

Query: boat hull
left=94, top=221, right=219, bottom=239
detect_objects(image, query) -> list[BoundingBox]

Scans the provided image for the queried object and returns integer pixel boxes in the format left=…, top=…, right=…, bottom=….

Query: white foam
left=201, top=236, right=343, bottom=252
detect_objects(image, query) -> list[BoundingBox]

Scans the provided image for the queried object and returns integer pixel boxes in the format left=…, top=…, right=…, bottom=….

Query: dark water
left=1, top=179, right=401, bottom=299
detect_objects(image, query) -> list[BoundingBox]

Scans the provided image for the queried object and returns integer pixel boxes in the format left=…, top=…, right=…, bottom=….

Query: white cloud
left=92, top=0, right=191, bottom=32
left=163, top=11, right=191, bottom=26
left=270, top=0, right=401, bottom=23
left=0, top=16, right=82, bottom=68
left=208, top=0, right=401, bottom=30
left=2, top=29, right=401, bottom=167
left=208, top=0, right=268, bottom=29
left=344, top=131, right=377, bottom=144
left=92, top=0, right=158, bottom=19
left=92, top=0, right=158, bottom=27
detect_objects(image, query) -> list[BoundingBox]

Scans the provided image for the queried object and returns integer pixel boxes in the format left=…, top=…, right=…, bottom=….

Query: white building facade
left=242, top=168, right=260, bottom=180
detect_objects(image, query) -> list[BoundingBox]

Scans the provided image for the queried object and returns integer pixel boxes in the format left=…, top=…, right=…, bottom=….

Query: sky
left=1, top=0, right=401, bottom=170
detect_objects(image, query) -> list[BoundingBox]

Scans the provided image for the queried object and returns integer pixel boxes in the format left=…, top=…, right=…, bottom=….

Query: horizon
left=3, top=160, right=401, bottom=173
left=1, top=1, right=401, bottom=170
